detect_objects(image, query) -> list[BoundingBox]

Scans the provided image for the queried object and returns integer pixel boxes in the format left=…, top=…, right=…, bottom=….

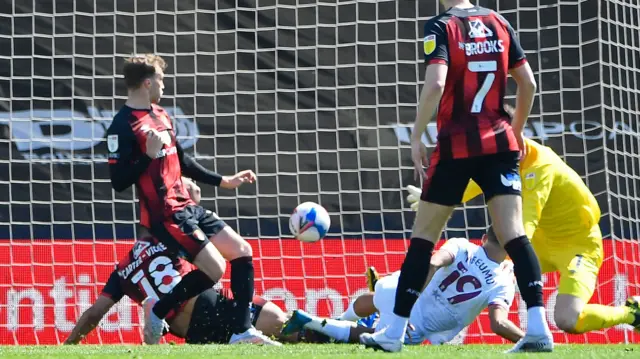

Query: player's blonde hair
left=122, top=54, right=167, bottom=89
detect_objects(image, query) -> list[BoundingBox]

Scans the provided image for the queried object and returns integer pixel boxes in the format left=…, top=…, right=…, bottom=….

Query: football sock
left=338, top=299, right=363, bottom=321
left=574, top=305, right=635, bottom=333
left=504, top=236, right=544, bottom=308
left=504, top=236, right=548, bottom=336
left=389, top=237, right=434, bottom=339
left=303, top=316, right=354, bottom=343
left=230, top=256, right=254, bottom=334
left=152, top=269, right=215, bottom=319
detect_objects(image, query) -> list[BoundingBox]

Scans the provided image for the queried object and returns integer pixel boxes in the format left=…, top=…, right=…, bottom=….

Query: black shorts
left=150, top=205, right=227, bottom=262
left=421, top=151, right=521, bottom=206
left=185, top=288, right=263, bottom=344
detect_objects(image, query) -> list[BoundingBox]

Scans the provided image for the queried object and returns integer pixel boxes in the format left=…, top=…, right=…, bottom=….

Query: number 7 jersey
left=423, top=6, right=526, bottom=160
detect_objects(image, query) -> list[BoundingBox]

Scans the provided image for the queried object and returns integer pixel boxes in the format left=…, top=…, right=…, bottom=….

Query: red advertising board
left=1, top=239, right=639, bottom=345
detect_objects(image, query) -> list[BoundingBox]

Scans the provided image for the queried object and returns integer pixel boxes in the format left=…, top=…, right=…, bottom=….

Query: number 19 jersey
left=412, top=238, right=515, bottom=344
left=423, top=6, right=526, bottom=160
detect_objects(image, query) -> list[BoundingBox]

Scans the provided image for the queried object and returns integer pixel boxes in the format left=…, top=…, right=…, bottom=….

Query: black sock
left=393, top=238, right=434, bottom=317
left=152, top=270, right=215, bottom=319
left=503, top=235, right=544, bottom=308
left=230, top=256, right=254, bottom=333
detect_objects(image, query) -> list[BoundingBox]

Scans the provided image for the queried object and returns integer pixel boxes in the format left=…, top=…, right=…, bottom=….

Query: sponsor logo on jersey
left=424, top=34, right=436, bottom=55
left=460, top=40, right=505, bottom=56
left=155, top=145, right=177, bottom=159
left=500, top=173, right=522, bottom=191
left=468, top=19, right=494, bottom=39
left=132, top=240, right=151, bottom=259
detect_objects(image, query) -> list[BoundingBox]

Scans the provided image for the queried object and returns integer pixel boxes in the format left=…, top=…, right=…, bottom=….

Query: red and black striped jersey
left=106, top=104, right=196, bottom=227
left=423, top=6, right=526, bottom=160
left=101, top=236, right=196, bottom=318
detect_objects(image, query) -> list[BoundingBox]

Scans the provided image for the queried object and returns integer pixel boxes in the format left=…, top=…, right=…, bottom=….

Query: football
left=289, top=202, right=331, bottom=243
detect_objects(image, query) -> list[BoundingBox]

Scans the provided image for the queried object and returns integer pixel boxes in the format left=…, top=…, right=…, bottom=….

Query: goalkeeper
left=406, top=106, right=640, bottom=334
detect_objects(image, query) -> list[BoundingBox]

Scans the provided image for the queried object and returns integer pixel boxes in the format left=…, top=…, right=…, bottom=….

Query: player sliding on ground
left=106, top=55, right=277, bottom=345
left=65, top=178, right=281, bottom=346
left=406, top=112, right=640, bottom=334
left=281, top=230, right=523, bottom=345
left=364, top=0, right=552, bottom=353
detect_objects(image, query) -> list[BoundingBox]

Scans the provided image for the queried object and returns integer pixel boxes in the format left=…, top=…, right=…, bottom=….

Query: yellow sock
left=573, top=304, right=635, bottom=333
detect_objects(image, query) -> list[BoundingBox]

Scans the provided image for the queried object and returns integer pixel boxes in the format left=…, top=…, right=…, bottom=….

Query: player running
left=106, top=55, right=272, bottom=345
left=363, top=0, right=552, bottom=353
left=65, top=178, right=281, bottom=346
left=283, top=230, right=523, bottom=345
left=407, top=106, right=640, bottom=336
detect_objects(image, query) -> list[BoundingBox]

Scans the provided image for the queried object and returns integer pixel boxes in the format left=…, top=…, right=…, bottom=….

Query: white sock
left=526, top=306, right=549, bottom=336
left=303, top=316, right=354, bottom=343
left=338, top=299, right=362, bottom=322
left=382, top=312, right=408, bottom=340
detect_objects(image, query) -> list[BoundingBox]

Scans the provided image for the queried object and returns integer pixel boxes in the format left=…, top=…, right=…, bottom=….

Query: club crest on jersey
left=524, top=172, right=537, bottom=190
left=424, top=35, right=436, bottom=55
left=468, top=19, right=494, bottom=39
left=107, top=135, right=118, bottom=152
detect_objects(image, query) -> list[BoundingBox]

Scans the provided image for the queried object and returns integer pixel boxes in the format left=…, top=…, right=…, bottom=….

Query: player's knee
left=233, top=238, right=253, bottom=258
left=194, top=245, right=227, bottom=282
left=554, top=305, right=580, bottom=333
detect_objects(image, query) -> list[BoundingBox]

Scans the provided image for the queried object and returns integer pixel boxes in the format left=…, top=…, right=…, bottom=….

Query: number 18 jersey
left=102, top=236, right=196, bottom=319
left=423, top=6, right=526, bottom=160
left=412, top=238, right=515, bottom=344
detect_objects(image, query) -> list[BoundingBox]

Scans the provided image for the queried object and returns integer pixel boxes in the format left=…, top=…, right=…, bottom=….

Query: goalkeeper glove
left=406, top=185, right=422, bottom=212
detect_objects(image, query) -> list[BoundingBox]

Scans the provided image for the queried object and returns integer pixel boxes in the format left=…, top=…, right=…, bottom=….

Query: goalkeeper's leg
left=553, top=247, right=640, bottom=333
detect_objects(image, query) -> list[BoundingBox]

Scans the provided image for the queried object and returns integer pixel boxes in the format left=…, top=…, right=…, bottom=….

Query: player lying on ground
left=406, top=113, right=640, bottom=334
left=368, top=0, right=551, bottom=353
left=63, top=236, right=289, bottom=345
left=64, top=177, right=277, bottom=345
left=281, top=231, right=524, bottom=345
left=107, top=55, right=274, bottom=345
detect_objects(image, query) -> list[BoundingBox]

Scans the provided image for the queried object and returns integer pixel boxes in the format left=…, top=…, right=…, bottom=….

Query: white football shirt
left=410, top=238, right=515, bottom=344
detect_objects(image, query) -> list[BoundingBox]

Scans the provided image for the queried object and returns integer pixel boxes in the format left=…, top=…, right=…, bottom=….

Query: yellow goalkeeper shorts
left=532, top=226, right=604, bottom=303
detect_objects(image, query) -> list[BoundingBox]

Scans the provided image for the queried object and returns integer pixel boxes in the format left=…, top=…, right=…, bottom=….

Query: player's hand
left=220, top=170, right=257, bottom=189
left=406, top=185, right=422, bottom=212
left=411, top=139, right=428, bottom=183
left=516, top=131, right=527, bottom=161
left=145, top=129, right=165, bottom=158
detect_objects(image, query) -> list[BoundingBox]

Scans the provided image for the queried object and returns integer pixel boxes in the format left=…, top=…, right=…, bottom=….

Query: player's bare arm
left=64, top=295, right=116, bottom=344
left=411, top=64, right=448, bottom=182
left=488, top=304, right=524, bottom=343
left=509, top=62, right=537, bottom=157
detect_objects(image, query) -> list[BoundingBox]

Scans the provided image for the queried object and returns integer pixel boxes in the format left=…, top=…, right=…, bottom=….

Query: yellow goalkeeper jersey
left=462, top=138, right=601, bottom=243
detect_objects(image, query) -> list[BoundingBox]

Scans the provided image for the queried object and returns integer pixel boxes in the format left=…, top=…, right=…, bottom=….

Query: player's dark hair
left=486, top=226, right=499, bottom=245
left=123, top=54, right=167, bottom=89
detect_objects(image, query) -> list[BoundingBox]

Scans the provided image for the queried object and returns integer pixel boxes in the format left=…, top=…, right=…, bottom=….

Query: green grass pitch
left=1, top=344, right=639, bottom=359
